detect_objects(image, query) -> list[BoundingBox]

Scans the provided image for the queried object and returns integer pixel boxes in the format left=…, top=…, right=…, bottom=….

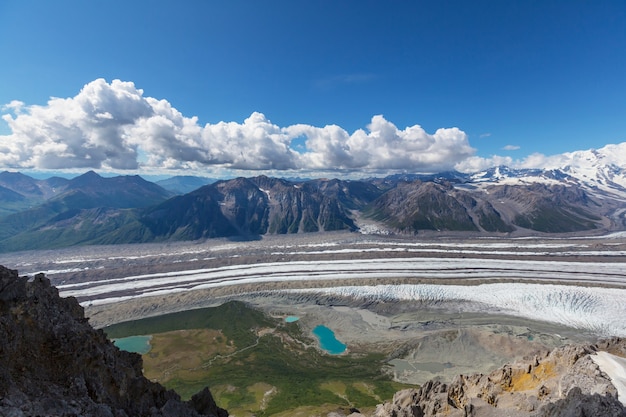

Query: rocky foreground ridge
left=0, top=265, right=228, bottom=417
left=366, top=339, right=626, bottom=417
left=366, top=341, right=626, bottom=417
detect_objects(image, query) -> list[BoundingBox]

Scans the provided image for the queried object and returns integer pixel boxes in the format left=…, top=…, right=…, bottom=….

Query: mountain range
left=0, top=146, right=624, bottom=252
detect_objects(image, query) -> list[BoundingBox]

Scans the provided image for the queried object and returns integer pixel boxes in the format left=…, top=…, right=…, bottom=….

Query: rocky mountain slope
left=369, top=338, right=626, bottom=417
left=141, top=176, right=363, bottom=239
left=364, top=180, right=514, bottom=233
left=0, top=265, right=227, bottom=417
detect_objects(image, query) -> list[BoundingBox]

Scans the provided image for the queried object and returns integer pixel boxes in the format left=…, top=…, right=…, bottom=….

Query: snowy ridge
left=468, top=143, right=626, bottom=199
left=469, top=166, right=570, bottom=186
left=554, top=144, right=626, bottom=196
left=291, top=283, right=626, bottom=337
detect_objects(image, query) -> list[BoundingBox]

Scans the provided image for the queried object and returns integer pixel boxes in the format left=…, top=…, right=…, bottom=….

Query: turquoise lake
left=113, top=335, right=152, bottom=354
left=285, top=316, right=300, bottom=323
left=312, top=325, right=346, bottom=355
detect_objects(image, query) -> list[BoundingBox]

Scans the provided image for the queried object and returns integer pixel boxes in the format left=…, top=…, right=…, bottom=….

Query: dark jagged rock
left=538, top=387, right=626, bottom=417
left=190, top=388, right=228, bottom=417
left=0, top=265, right=227, bottom=417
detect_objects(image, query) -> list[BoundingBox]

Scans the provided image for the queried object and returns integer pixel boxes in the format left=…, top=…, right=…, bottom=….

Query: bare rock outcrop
left=0, top=265, right=228, bottom=417
left=373, top=339, right=626, bottom=417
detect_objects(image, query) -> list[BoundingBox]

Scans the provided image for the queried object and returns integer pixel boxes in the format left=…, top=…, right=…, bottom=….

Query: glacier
left=289, top=283, right=626, bottom=337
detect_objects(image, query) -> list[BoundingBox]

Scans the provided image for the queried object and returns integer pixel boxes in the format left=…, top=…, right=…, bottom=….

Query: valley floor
left=4, top=231, right=626, bottom=387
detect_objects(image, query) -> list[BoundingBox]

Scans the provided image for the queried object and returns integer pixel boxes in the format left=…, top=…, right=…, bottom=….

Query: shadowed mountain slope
left=0, top=172, right=172, bottom=250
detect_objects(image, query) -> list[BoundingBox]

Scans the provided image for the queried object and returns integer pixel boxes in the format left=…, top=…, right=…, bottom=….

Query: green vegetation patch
left=105, top=300, right=273, bottom=345
left=514, top=206, right=598, bottom=233
left=105, top=301, right=411, bottom=416
left=143, top=328, right=234, bottom=384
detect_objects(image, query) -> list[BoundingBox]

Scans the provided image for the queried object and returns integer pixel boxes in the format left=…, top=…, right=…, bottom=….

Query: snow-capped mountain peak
left=470, top=166, right=568, bottom=187
left=468, top=143, right=626, bottom=198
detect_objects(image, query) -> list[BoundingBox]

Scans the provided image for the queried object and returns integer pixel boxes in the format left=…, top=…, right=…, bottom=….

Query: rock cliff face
left=0, top=265, right=227, bottom=417
left=371, top=339, right=626, bottom=417
left=141, top=176, right=362, bottom=239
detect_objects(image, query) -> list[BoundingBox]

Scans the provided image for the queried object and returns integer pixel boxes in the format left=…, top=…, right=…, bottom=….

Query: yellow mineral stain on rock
left=507, top=362, right=557, bottom=392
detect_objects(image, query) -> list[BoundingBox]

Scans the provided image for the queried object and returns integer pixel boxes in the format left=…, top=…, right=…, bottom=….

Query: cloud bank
left=0, top=79, right=476, bottom=175
left=3, top=79, right=624, bottom=177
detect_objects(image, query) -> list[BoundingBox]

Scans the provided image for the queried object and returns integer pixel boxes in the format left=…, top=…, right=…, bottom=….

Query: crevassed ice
left=289, top=284, right=626, bottom=337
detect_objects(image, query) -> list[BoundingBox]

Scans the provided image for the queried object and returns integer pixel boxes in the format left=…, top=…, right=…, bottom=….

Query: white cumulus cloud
left=0, top=78, right=477, bottom=174
left=454, top=155, right=515, bottom=172
left=1, top=79, right=151, bottom=170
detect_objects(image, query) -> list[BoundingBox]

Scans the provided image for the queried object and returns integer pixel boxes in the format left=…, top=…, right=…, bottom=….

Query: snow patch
left=591, top=351, right=626, bottom=406
left=259, top=187, right=271, bottom=199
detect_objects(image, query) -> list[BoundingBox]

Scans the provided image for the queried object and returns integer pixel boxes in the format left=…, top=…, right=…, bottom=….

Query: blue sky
left=0, top=0, right=625, bottom=178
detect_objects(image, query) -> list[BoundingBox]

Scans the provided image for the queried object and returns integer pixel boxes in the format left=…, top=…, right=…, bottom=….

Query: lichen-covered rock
left=372, top=336, right=626, bottom=417
left=0, top=265, right=227, bottom=417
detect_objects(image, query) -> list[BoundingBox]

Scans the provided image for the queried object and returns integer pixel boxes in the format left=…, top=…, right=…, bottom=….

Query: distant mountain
left=0, top=171, right=71, bottom=215
left=156, top=175, right=217, bottom=194
left=61, top=171, right=174, bottom=208
left=0, top=172, right=172, bottom=251
left=469, top=144, right=626, bottom=200
left=0, top=171, right=69, bottom=199
left=0, top=185, right=28, bottom=218
left=0, top=154, right=625, bottom=251
left=483, top=183, right=603, bottom=233
left=0, top=171, right=46, bottom=198
left=0, top=184, right=25, bottom=203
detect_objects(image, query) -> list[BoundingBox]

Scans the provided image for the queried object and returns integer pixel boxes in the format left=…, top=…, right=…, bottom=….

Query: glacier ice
left=289, top=283, right=626, bottom=337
